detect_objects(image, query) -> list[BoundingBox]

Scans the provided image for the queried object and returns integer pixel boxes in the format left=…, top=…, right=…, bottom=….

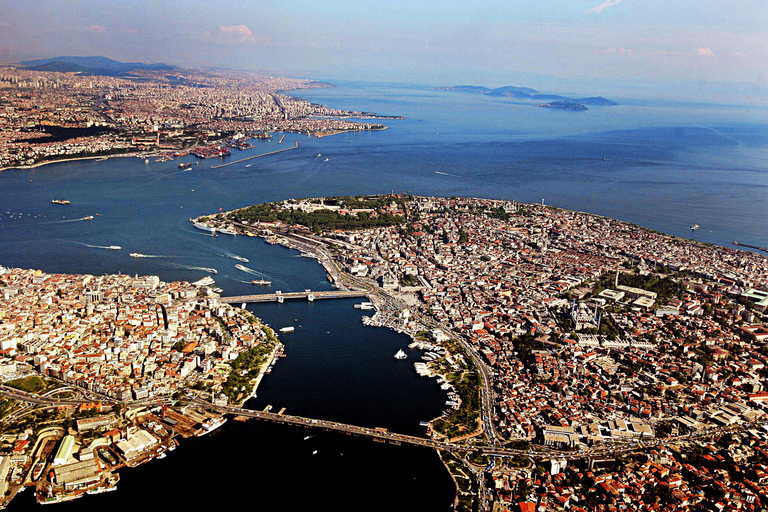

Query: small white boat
left=394, top=349, right=407, bottom=360
left=279, top=326, right=294, bottom=333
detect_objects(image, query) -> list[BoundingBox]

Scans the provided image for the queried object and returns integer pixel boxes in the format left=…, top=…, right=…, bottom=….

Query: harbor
left=210, top=141, right=299, bottom=169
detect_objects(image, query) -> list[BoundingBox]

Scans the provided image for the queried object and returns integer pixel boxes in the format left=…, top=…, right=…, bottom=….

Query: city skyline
left=1, top=1, right=766, bottom=101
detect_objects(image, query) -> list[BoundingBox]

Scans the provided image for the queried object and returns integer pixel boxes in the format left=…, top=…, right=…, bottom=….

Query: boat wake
left=222, top=252, right=249, bottom=263
left=435, top=171, right=460, bottom=177
left=163, top=262, right=217, bottom=273
left=84, top=244, right=122, bottom=250
left=234, top=264, right=264, bottom=276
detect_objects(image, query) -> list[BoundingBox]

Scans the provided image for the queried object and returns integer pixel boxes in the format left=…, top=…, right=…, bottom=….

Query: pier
left=220, top=289, right=367, bottom=304
left=210, top=141, right=299, bottom=169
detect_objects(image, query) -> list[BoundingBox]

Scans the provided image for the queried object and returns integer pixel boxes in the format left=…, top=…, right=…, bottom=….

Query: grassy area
left=441, top=451, right=479, bottom=512
left=219, top=327, right=278, bottom=403
left=6, top=375, right=50, bottom=394
left=431, top=369, right=481, bottom=440
left=229, top=196, right=406, bottom=233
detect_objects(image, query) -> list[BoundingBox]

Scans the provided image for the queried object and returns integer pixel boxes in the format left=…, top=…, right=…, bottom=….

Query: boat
left=230, top=254, right=249, bottom=263
left=129, top=253, right=147, bottom=258
left=276, top=296, right=284, bottom=303
left=193, top=276, right=215, bottom=287
left=355, top=302, right=374, bottom=310
left=81, top=215, right=94, bottom=221
left=179, top=162, right=192, bottom=169
left=144, top=159, right=150, bottom=164
left=312, top=450, right=318, bottom=455
left=279, top=326, right=295, bottom=333
left=51, top=199, right=70, bottom=205
left=31, top=460, right=46, bottom=481
left=279, top=134, right=285, bottom=144
left=324, top=158, right=329, bottom=162
left=204, top=268, right=218, bottom=274
left=157, top=452, right=167, bottom=459
left=195, top=416, right=227, bottom=436
left=108, top=246, right=121, bottom=250
left=252, top=279, right=272, bottom=285
left=218, top=227, right=237, bottom=236
left=394, top=349, right=407, bottom=360
left=691, top=224, right=700, bottom=231
left=317, top=153, right=322, bottom=157
left=192, top=221, right=216, bottom=233
left=235, top=264, right=249, bottom=272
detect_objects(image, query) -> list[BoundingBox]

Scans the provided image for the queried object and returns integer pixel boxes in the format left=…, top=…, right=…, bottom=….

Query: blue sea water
left=0, top=81, right=767, bottom=510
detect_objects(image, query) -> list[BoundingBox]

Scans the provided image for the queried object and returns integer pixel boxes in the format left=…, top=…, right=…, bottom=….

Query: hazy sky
left=1, top=0, right=766, bottom=89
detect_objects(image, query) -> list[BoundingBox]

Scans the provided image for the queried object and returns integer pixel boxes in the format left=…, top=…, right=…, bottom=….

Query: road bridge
left=220, top=289, right=367, bottom=304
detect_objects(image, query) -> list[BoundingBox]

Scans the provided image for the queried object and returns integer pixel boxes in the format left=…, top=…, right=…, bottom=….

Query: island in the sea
left=436, top=84, right=618, bottom=110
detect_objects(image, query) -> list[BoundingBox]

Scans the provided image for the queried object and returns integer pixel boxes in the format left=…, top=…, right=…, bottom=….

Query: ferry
left=192, top=221, right=216, bottom=233
left=279, top=326, right=295, bottom=333
left=129, top=253, right=148, bottom=258
left=195, top=416, right=227, bottom=437
left=251, top=279, right=272, bottom=285
left=51, top=199, right=70, bottom=205
left=108, top=246, right=122, bottom=250
left=218, top=227, right=237, bottom=236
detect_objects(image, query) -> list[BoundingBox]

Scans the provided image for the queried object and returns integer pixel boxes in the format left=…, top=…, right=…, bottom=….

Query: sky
left=0, top=0, right=766, bottom=97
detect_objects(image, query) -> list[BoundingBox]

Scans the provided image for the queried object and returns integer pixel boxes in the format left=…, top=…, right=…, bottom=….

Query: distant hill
left=437, top=84, right=618, bottom=108
left=17, top=56, right=175, bottom=77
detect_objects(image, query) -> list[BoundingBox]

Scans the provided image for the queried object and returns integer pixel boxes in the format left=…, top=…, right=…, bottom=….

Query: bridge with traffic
left=219, top=289, right=368, bottom=304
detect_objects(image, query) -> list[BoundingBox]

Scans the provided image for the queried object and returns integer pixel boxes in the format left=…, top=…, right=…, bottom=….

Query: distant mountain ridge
left=16, top=56, right=175, bottom=76
left=436, top=84, right=618, bottom=108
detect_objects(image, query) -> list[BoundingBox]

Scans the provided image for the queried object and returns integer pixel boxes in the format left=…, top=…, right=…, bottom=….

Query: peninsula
left=0, top=266, right=281, bottom=505
left=200, top=194, right=768, bottom=512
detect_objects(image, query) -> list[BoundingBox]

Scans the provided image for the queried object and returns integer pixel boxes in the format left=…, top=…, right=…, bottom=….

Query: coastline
left=0, top=150, right=147, bottom=172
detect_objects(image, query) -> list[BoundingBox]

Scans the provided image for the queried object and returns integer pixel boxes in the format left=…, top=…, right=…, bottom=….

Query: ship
left=192, top=221, right=216, bottom=233
left=218, top=227, right=237, bottom=236
left=81, top=215, right=94, bottom=221
left=691, top=224, right=701, bottom=231
left=31, top=460, right=46, bottom=481
left=251, top=279, right=272, bottom=285
left=354, top=302, right=374, bottom=310
left=203, top=267, right=218, bottom=274
left=108, top=246, right=121, bottom=250
left=195, top=416, right=227, bottom=437
left=179, top=162, right=192, bottom=169
left=51, top=199, right=70, bottom=205
left=230, top=254, right=249, bottom=263
left=235, top=264, right=250, bottom=272
left=279, top=326, right=295, bottom=333
left=193, top=276, right=216, bottom=287
left=129, top=253, right=148, bottom=258
left=394, top=349, right=407, bottom=360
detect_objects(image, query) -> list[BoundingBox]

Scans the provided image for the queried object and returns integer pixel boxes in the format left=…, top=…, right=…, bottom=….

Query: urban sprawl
left=205, top=194, right=768, bottom=511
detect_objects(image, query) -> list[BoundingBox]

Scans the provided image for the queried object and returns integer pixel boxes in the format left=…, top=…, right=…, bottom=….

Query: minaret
left=614, top=270, right=619, bottom=289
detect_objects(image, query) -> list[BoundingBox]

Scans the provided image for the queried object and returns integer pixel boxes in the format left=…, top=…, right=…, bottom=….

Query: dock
left=210, top=141, right=298, bottom=169
left=220, top=289, right=367, bottom=304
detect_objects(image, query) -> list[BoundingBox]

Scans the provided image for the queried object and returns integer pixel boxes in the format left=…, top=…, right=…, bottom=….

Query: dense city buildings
left=211, top=195, right=768, bottom=511
left=0, top=65, right=394, bottom=169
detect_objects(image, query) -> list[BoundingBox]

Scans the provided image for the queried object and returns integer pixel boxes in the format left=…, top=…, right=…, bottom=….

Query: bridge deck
left=220, top=290, right=367, bottom=304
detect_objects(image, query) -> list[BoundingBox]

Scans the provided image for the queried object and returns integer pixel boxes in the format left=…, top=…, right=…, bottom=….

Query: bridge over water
left=220, top=289, right=368, bottom=304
